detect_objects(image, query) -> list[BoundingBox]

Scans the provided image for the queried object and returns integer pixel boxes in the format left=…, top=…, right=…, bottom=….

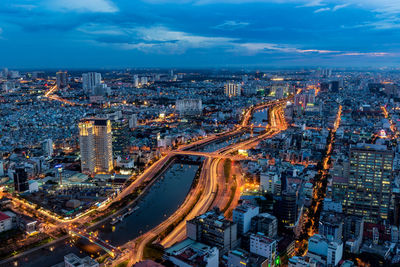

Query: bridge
left=69, top=229, right=121, bottom=258
left=169, top=150, right=257, bottom=161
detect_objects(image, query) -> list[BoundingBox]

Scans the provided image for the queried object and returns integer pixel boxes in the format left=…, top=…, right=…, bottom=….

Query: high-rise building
left=186, top=208, right=238, bottom=254
left=41, top=139, right=53, bottom=158
left=56, top=71, right=68, bottom=89
left=233, top=203, right=259, bottom=236
left=13, top=167, right=29, bottom=192
left=133, top=75, right=139, bottom=87
left=307, top=234, right=343, bottom=267
left=175, top=99, right=203, bottom=117
left=318, top=212, right=344, bottom=242
left=251, top=213, right=278, bottom=239
left=224, top=82, right=241, bottom=97
left=274, top=190, right=297, bottom=227
left=82, top=72, right=102, bottom=94
left=79, top=118, right=113, bottom=174
left=249, top=233, right=277, bottom=263
left=343, top=143, right=394, bottom=223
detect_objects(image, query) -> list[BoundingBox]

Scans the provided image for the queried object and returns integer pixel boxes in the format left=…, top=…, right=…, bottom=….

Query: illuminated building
left=274, top=190, right=297, bottom=227
left=186, top=209, right=238, bottom=254
left=64, top=253, right=99, bottom=267
left=133, top=75, right=139, bottom=87
left=227, top=249, right=250, bottom=267
left=56, top=71, right=68, bottom=89
left=79, top=118, right=113, bottom=174
left=175, top=99, right=203, bottom=117
left=232, top=203, right=259, bottom=235
left=164, top=238, right=219, bottom=267
left=251, top=213, right=278, bottom=239
left=250, top=233, right=277, bottom=263
left=42, top=138, right=53, bottom=158
left=343, top=143, right=394, bottom=223
left=82, top=72, right=102, bottom=94
left=13, top=167, right=29, bottom=192
left=224, top=82, right=241, bottom=97
left=318, top=212, right=344, bottom=242
left=307, top=234, right=343, bottom=266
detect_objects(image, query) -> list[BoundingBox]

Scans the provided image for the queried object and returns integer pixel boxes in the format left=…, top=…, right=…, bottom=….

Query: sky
left=1, top=0, right=400, bottom=68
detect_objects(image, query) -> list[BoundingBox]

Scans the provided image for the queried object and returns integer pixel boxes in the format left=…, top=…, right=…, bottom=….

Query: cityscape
left=1, top=1, right=400, bottom=267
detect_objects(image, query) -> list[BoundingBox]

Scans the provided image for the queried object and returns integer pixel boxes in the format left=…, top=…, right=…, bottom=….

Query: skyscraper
left=82, top=72, right=102, bottom=94
left=224, top=82, right=241, bottom=97
left=56, top=71, right=68, bottom=89
left=275, top=190, right=297, bottom=227
left=79, top=118, right=113, bottom=174
left=13, top=167, right=29, bottom=192
left=42, top=138, right=53, bottom=158
left=343, top=143, right=394, bottom=223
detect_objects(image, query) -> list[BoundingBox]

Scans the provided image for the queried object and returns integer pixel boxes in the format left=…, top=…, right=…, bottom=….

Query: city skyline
left=1, top=0, right=400, bottom=68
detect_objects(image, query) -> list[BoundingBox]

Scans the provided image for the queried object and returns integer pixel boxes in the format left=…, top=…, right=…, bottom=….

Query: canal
left=12, top=162, right=200, bottom=267
left=251, top=108, right=269, bottom=127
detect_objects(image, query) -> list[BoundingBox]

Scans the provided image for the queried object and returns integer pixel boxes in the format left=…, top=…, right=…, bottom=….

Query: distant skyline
left=1, top=0, right=400, bottom=68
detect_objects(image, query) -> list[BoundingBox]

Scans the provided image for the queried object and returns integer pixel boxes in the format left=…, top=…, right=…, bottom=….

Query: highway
left=6, top=96, right=291, bottom=266
left=124, top=100, right=290, bottom=265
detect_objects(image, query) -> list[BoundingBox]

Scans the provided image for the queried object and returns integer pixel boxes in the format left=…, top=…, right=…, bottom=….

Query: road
left=6, top=96, right=291, bottom=266
left=125, top=101, right=290, bottom=265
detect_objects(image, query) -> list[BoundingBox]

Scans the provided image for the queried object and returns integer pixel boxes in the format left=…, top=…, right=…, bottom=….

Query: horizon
left=1, top=0, right=400, bottom=68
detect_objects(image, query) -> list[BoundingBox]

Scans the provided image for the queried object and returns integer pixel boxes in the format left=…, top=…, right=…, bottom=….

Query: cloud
left=235, top=42, right=340, bottom=54
left=332, top=3, right=349, bottom=11
left=89, top=25, right=237, bottom=53
left=48, top=0, right=118, bottom=13
left=314, top=7, right=330, bottom=13
left=338, top=52, right=389, bottom=56
left=233, top=42, right=390, bottom=58
left=213, top=20, right=250, bottom=30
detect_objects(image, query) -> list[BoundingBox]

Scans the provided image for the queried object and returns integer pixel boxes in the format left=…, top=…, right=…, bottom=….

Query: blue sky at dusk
left=1, top=0, right=400, bottom=68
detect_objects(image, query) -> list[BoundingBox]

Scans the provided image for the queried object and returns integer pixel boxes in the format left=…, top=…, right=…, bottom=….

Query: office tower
left=224, top=82, right=241, bottom=97
left=56, top=71, right=68, bottom=89
left=343, top=143, right=394, bottom=223
left=232, top=203, right=259, bottom=236
left=307, top=234, right=343, bottom=266
left=82, top=72, right=102, bottom=94
left=13, top=167, right=29, bottom=192
left=42, top=139, right=53, bottom=158
left=133, top=75, right=139, bottom=87
left=251, top=213, right=278, bottom=239
left=175, top=99, right=203, bottom=117
left=186, top=209, right=238, bottom=254
left=275, top=190, right=297, bottom=227
left=79, top=118, right=113, bottom=174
